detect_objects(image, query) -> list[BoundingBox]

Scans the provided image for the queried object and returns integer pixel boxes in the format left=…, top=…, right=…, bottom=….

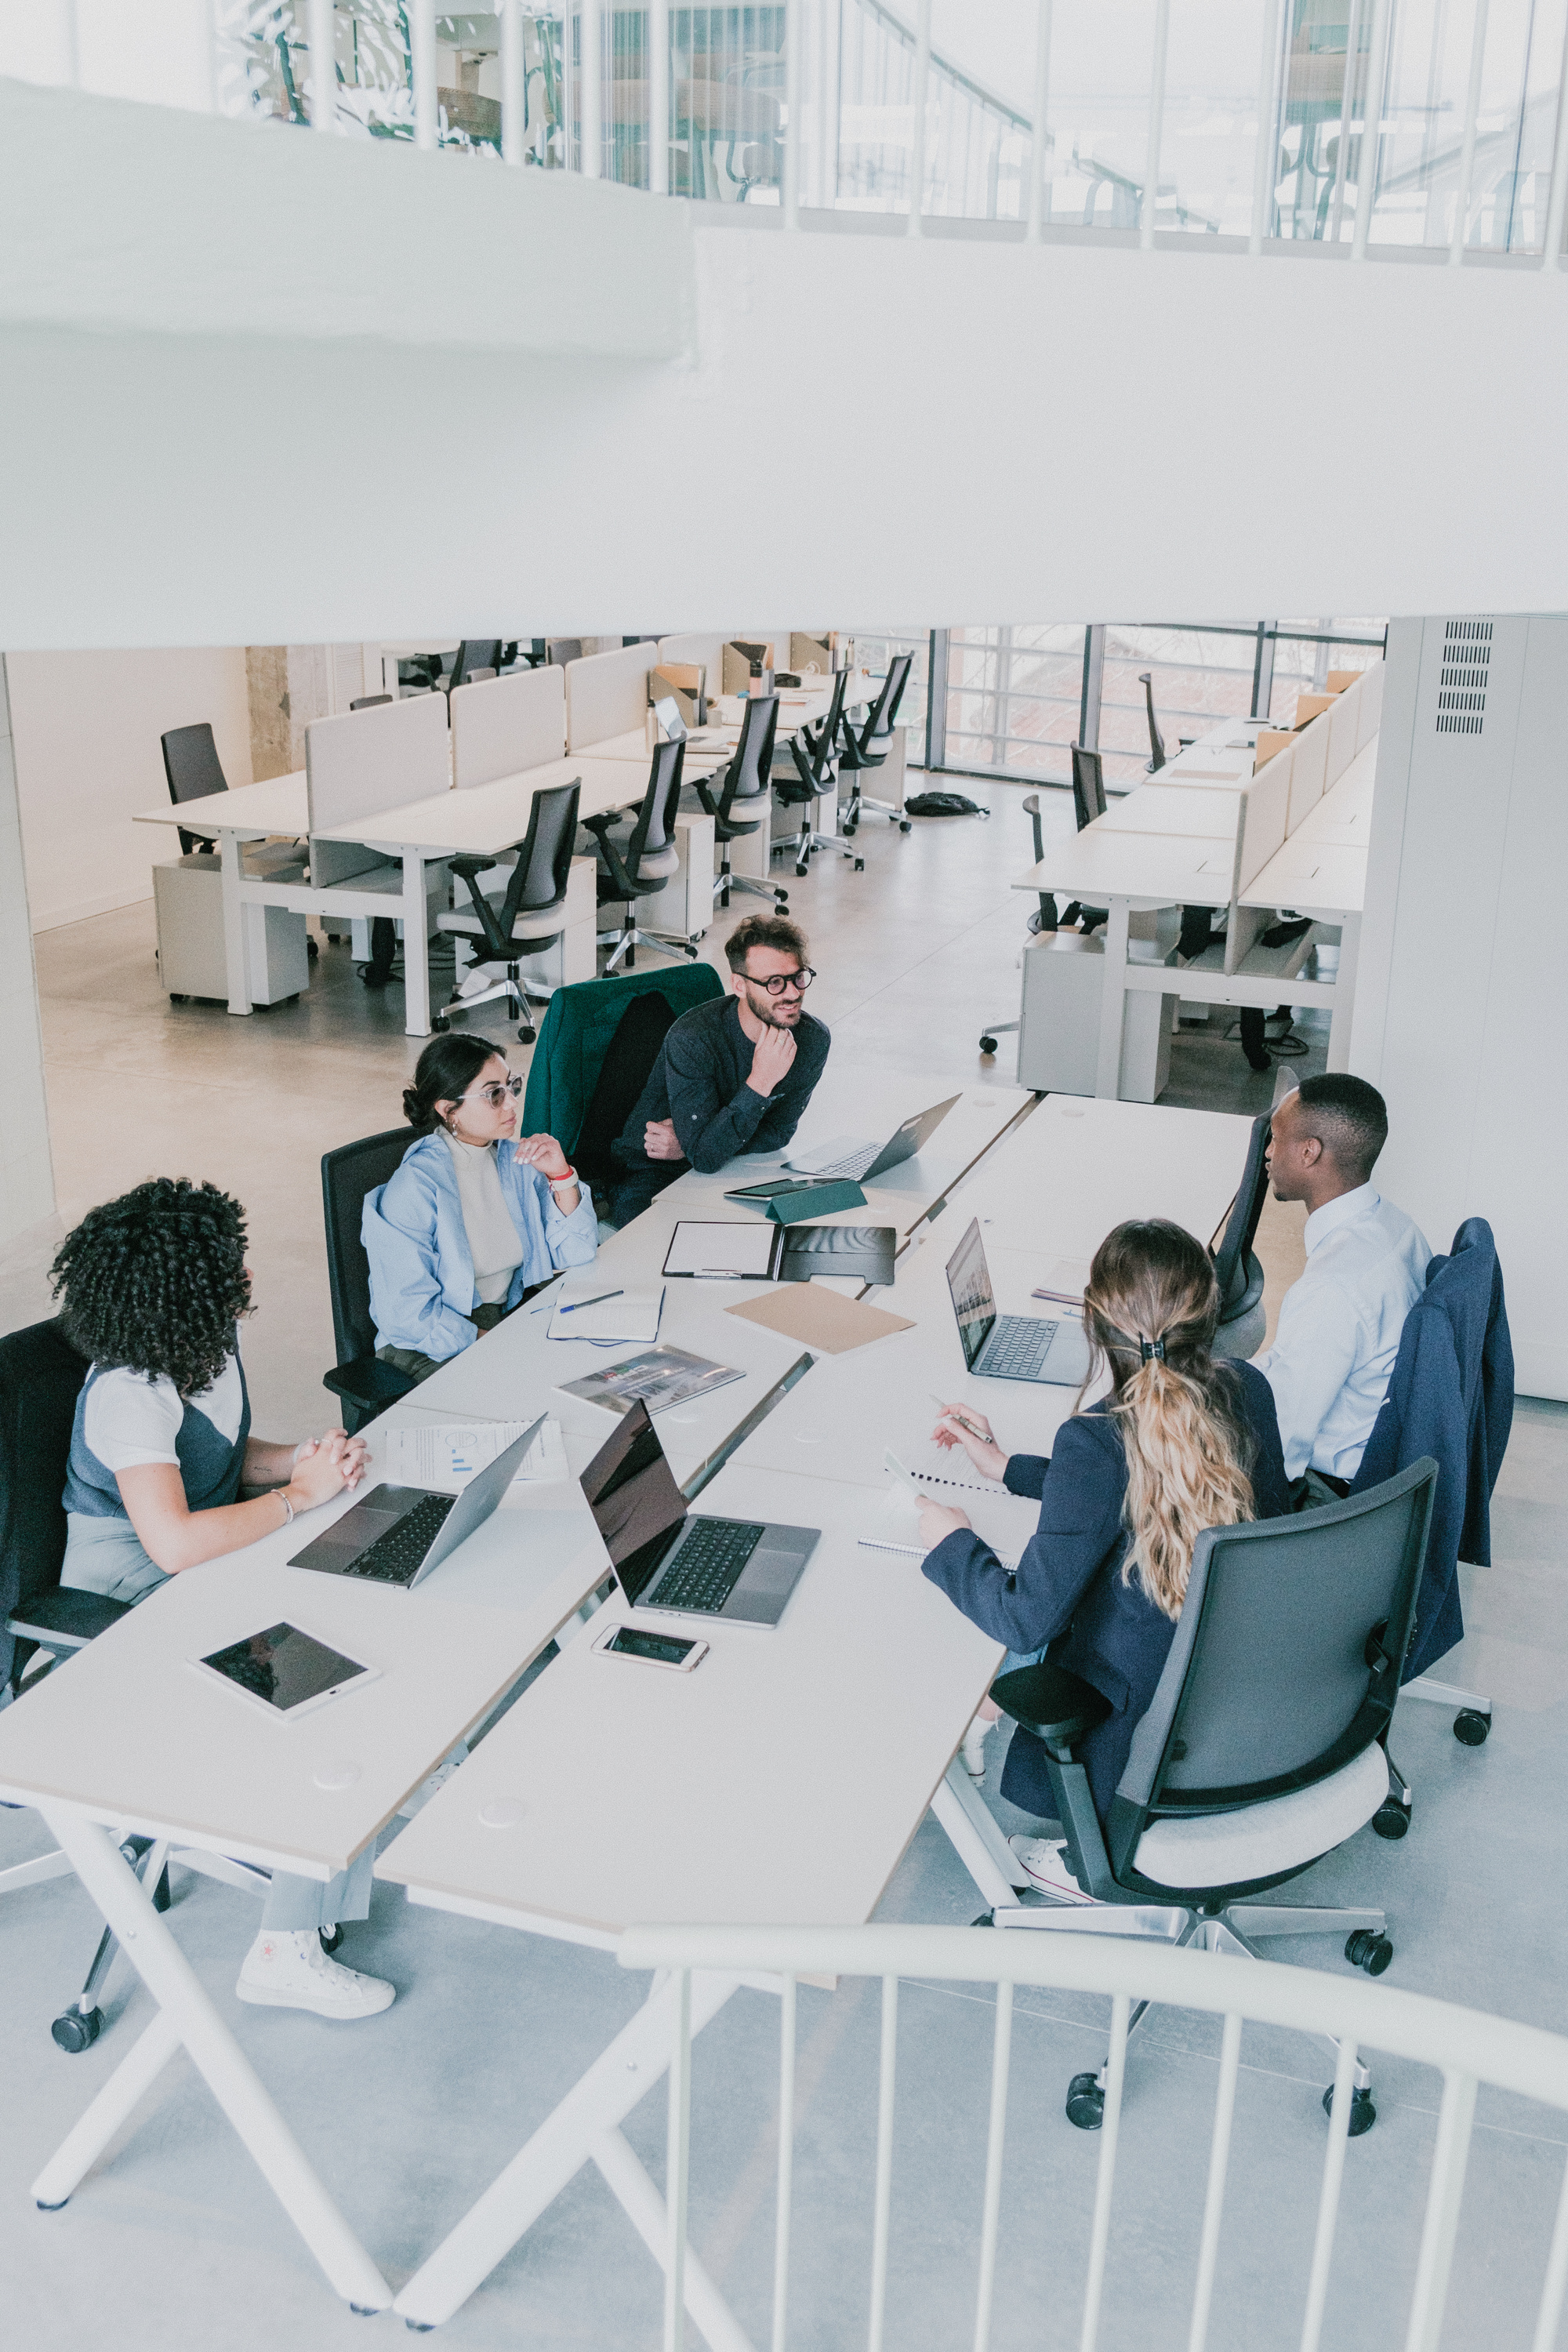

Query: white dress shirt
left=1254, top=1183, right=1432, bottom=1482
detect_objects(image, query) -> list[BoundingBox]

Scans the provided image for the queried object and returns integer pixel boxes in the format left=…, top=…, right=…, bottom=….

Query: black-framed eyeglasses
left=464, top=1074, right=524, bottom=1108
left=746, top=967, right=817, bottom=997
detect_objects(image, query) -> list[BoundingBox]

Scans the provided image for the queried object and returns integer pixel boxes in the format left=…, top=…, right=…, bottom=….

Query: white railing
left=17, top=0, right=1568, bottom=267
left=619, top=1920, right=1568, bottom=2352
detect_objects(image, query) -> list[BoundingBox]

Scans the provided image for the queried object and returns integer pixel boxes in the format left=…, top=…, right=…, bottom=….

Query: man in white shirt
left=1253, top=1073, right=1431, bottom=1494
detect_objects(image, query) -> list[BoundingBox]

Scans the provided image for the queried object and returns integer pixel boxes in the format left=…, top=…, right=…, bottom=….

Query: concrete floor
left=9, top=785, right=1559, bottom=2352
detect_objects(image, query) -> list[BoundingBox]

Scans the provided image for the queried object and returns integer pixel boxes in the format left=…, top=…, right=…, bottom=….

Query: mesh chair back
left=162, top=722, right=228, bottom=854
left=718, top=694, right=779, bottom=820
left=626, top=739, right=685, bottom=873
left=547, top=638, right=583, bottom=667
left=498, top=782, right=581, bottom=932
left=1070, top=743, right=1107, bottom=829
left=862, top=652, right=913, bottom=744
left=0, top=1319, right=90, bottom=1682
left=351, top=695, right=393, bottom=710
left=1139, top=672, right=1167, bottom=771
left=789, top=670, right=848, bottom=793
left=451, top=642, right=504, bottom=691
left=1105, top=1461, right=1437, bottom=1875
left=1211, top=1113, right=1271, bottom=1312
left=320, top=1129, right=420, bottom=1369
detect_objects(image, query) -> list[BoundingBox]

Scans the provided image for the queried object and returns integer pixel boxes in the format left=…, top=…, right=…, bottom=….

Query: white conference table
left=0, top=1393, right=615, bottom=2314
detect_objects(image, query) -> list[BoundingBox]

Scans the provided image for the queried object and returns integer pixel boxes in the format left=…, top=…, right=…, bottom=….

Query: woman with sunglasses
left=365, top=1033, right=598, bottom=1385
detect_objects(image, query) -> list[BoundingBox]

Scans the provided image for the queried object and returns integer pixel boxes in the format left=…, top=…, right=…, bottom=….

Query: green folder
left=764, top=1179, right=866, bottom=1225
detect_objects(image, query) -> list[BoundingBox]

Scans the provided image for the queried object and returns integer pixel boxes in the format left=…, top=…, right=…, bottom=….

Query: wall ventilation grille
left=1436, top=618, right=1491, bottom=735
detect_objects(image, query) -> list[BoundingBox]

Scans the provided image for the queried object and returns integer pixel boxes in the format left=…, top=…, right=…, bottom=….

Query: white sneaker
left=960, top=1715, right=993, bottom=1780
left=236, top=1929, right=395, bottom=2019
left=1008, top=1835, right=1101, bottom=1906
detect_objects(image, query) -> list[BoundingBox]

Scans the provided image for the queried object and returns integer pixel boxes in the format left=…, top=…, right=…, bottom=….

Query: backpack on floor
left=903, top=790, right=989, bottom=818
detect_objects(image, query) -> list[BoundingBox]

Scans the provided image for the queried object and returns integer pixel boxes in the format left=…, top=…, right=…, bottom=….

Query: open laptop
left=786, top=1093, right=960, bottom=1185
left=946, top=1221, right=1094, bottom=1388
left=290, top=1416, right=544, bottom=1589
left=580, top=1399, right=818, bottom=1628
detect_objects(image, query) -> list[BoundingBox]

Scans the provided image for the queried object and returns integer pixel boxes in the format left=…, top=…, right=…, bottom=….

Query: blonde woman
left=918, top=1219, right=1289, bottom=1903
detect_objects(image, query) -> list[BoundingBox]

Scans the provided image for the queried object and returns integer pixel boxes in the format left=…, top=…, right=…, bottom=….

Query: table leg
left=930, top=1761, right=1023, bottom=1914
left=0, top=1846, right=73, bottom=1893
left=402, top=848, right=432, bottom=1037
left=32, top=1809, right=390, bottom=2314
left=1326, top=913, right=1361, bottom=1073
left=1094, top=898, right=1131, bottom=1098
left=220, top=830, right=252, bottom=1015
left=393, top=1968, right=742, bottom=2330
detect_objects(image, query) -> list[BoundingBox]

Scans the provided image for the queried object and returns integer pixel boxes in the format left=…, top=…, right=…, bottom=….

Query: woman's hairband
left=1094, top=1317, right=1168, bottom=1363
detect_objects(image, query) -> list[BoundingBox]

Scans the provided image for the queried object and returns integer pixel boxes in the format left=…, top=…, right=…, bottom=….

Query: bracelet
left=549, top=1166, right=579, bottom=1191
left=278, top=1490, right=294, bottom=1528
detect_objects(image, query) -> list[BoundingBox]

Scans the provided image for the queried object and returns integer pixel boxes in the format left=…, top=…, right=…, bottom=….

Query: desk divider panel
left=307, top=692, right=451, bottom=885
left=1286, top=715, right=1330, bottom=831
left=452, top=668, right=566, bottom=789
left=1327, top=674, right=1362, bottom=783
left=1356, top=661, right=1385, bottom=750
left=564, top=644, right=658, bottom=751
left=656, top=632, right=727, bottom=686
left=1234, top=752, right=1290, bottom=895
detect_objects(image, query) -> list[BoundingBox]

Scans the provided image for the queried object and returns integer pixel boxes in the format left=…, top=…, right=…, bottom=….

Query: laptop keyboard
left=803, top=1143, right=877, bottom=1181
left=340, top=1493, right=456, bottom=1584
left=653, top=1519, right=766, bottom=1613
left=981, top=1316, right=1057, bottom=1379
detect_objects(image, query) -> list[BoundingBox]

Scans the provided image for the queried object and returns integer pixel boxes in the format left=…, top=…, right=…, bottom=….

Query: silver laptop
left=786, top=1094, right=960, bottom=1185
left=290, top=1417, right=544, bottom=1589
left=946, top=1221, right=1094, bottom=1388
left=580, top=1399, right=817, bottom=1628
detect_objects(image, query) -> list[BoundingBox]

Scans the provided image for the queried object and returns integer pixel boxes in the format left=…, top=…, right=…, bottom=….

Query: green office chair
left=521, top=963, right=724, bottom=1174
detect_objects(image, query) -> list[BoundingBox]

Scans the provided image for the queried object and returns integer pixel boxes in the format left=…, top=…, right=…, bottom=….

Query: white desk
left=0, top=1397, right=611, bottom=2315
left=1093, top=785, right=1243, bottom=839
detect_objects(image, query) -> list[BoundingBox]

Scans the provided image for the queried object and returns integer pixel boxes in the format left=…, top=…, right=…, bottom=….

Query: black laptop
left=946, top=1221, right=1094, bottom=1388
left=580, top=1399, right=818, bottom=1628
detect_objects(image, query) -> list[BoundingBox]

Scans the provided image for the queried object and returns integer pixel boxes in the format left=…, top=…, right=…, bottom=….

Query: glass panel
left=671, top=5, right=787, bottom=203
left=1098, top=625, right=1262, bottom=787
left=940, top=626, right=1085, bottom=779
left=1367, top=0, right=1568, bottom=252
left=851, top=631, right=931, bottom=756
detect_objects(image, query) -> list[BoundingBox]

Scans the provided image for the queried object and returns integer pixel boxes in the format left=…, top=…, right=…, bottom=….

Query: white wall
left=0, top=659, right=56, bottom=1243
left=9, top=648, right=252, bottom=931
left=1351, top=615, right=1568, bottom=1402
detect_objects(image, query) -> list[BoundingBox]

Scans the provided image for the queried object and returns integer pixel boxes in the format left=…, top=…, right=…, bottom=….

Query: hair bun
left=401, top=1087, right=423, bottom=1127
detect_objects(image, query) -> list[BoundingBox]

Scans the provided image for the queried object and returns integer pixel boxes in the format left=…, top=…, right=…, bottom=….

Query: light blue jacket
left=364, top=1131, right=597, bottom=1362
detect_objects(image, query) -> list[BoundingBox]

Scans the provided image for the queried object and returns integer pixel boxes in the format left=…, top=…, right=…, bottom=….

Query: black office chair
left=978, top=793, right=1053, bottom=1058
left=1138, top=671, right=1167, bottom=772
left=838, top=653, right=915, bottom=837
left=350, top=694, right=392, bottom=710
left=1055, top=742, right=1110, bottom=935
left=321, top=1128, right=422, bottom=1434
left=161, top=722, right=230, bottom=856
left=434, top=781, right=581, bottom=1044
left=585, top=739, right=694, bottom=974
left=686, top=694, right=787, bottom=913
left=546, top=638, right=584, bottom=668
left=446, top=641, right=503, bottom=692
left=1210, top=1112, right=1270, bottom=1357
left=773, top=670, right=860, bottom=878
left=986, top=1459, right=1439, bottom=2137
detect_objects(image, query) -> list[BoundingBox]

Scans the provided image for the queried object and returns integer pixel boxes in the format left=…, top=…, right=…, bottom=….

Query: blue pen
left=559, top=1288, right=623, bottom=1316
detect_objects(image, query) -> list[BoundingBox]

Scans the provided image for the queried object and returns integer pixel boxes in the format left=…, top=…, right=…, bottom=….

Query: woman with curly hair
left=52, top=1176, right=396, bottom=2021
left=917, top=1219, right=1290, bottom=1904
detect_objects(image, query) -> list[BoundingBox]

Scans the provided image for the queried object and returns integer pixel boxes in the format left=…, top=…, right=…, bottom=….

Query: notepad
left=382, top=1419, right=568, bottom=1490
left=663, top=1221, right=777, bottom=1279
left=547, top=1286, right=664, bottom=1343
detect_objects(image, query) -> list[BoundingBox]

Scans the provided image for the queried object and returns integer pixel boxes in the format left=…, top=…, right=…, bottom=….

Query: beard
left=753, top=993, right=801, bottom=1028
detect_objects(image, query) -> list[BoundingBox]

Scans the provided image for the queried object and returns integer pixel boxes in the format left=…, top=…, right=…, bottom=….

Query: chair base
left=841, top=789, right=911, bottom=838
left=597, top=921, right=701, bottom=976
left=978, top=1020, right=1018, bottom=1055
left=779, top=820, right=862, bottom=878
left=713, top=848, right=787, bottom=913
left=437, top=959, right=554, bottom=1043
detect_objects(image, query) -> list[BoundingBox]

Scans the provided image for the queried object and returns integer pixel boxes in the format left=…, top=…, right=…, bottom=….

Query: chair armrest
left=989, top=1661, right=1111, bottom=1748
left=324, top=1356, right=418, bottom=1414
left=583, top=812, right=641, bottom=902
left=7, top=1588, right=133, bottom=1649
left=449, top=855, right=500, bottom=880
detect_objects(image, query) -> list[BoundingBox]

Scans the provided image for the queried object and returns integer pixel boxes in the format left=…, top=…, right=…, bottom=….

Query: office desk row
left=0, top=1087, right=1253, bottom=2339
left=1014, top=665, right=1385, bottom=1098
left=134, top=654, right=882, bottom=1038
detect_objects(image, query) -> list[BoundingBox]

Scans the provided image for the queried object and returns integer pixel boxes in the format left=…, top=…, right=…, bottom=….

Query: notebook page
left=663, top=1221, right=776, bottom=1279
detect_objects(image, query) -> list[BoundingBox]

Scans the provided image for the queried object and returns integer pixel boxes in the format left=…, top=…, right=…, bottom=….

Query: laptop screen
left=579, top=1399, right=687, bottom=1606
left=945, top=1219, right=997, bottom=1374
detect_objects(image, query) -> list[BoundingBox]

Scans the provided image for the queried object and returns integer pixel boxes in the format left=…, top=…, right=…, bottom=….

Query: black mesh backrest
left=1021, top=792, right=1044, bottom=860
left=351, top=694, right=393, bottom=710
left=862, top=652, right=913, bottom=742
left=547, top=638, right=583, bottom=667
left=452, top=641, right=503, bottom=690
left=320, top=1129, right=420, bottom=1367
left=720, top=695, right=779, bottom=815
left=1109, top=1461, right=1436, bottom=1871
left=799, top=670, right=848, bottom=786
left=1070, top=743, right=1106, bottom=829
left=499, top=782, right=580, bottom=928
left=1211, top=1113, right=1272, bottom=1311
left=1138, top=672, right=1167, bottom=771
left=162, top=722, right=229, bottom=808
left=572, top=989, right=680, bottom=1189
left=0, top=1320, right=89, bottom=1651
left=626, top=739, right=685, bottom=869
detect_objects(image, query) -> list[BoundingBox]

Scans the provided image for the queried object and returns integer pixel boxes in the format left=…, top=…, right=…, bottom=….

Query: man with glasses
left=609, top=914, right=831, bottom=1226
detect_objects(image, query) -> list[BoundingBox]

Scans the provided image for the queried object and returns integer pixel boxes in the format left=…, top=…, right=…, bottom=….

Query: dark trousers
left=608, top=1156, right=684, bottom=1229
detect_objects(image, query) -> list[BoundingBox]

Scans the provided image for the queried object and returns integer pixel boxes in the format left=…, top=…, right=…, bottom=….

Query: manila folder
left=726, top=1285, right=913, bottom=1355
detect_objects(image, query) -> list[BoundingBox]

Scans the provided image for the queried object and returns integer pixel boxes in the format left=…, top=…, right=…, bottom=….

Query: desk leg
left=220, top=830, right=252, bottom=1015
left=1326, top=913, right=1360, bottom=1073
left=930, top=1762, right=1023, bottom=1913
left=394, top=1968, right=743, bottom=2332
left=402, top=847, right=432, bottom=1037
left=1094, top=898, right=1131, bottom=1098
left=31, top=1809, right=391, bottom=2314
left=0, top=1845, right=73, bottom=1893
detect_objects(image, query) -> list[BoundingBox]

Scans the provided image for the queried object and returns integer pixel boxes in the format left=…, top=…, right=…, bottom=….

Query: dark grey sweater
left=615, top=996, right=832, bottom=1178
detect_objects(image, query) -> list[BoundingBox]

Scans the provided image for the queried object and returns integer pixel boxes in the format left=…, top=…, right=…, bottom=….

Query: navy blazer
left=1352, top=1216, right=1512, bottom=1681
left=922, top=1362, right=1290, bottom=1825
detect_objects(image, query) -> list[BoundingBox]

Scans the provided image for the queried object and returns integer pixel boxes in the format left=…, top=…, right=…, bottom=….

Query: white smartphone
left=187, top=1621, right=379, bottom=1723
left=593, top=1621, right=710, bottom=1672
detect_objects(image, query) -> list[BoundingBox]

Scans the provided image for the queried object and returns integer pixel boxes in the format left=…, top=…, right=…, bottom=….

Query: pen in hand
left=559, top=1289, right=624, bottom=1316
left=930, top=1392, right=987, bottom=1440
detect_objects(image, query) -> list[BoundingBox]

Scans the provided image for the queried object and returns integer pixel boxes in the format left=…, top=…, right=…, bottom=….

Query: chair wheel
left=1454, top=1709, right=1490, bottom=1745
left=307, top=936, right=320, bottom=959
left=52, top=2007, right=103, bottom=2054
left=854, top=858, right=865, bottom=872
left=320, top=1924, right=344, bottom=1955
left=1346, top=1930, right=1393, bottom=1976
left=844, top=823, right=857, bottom=837
left=517, top=1024, right=535, bottom=1044
left=1065, top=2071, right=1105, bottom=2132
left=1323, top=2083, right=1377, bottom=2135
left=430, top=1011, right=448, bottom=1032
left=899, top=821, right=913, bottom=834
left=168, top=993, right=188, bottom=1004
left=359, top=967, right=389, bottom=989
left=1371, top=1797, right=1410, bottom=1839
left=979, top=1036, right=999, bottom=1057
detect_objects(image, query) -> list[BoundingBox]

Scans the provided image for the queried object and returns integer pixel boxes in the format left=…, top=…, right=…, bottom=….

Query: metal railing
left=619, top=1918, right=1568, bottom=2352
left=25, top=0, right=1568, bottom=265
